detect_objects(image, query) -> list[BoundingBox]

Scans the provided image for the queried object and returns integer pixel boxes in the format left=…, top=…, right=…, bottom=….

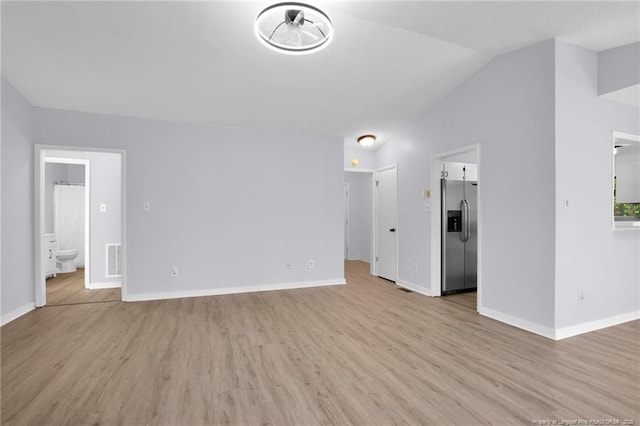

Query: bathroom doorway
left=35, top=146, right=125, bottom=307
left=44, top=157, right=90, bottom=296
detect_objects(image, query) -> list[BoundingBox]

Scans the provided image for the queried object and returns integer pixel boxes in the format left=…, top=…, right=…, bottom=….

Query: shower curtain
left=53, top=185, right=85, bottom=268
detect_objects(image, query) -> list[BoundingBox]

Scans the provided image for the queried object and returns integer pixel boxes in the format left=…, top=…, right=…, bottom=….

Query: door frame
left=344, top=183, right=349, bottom=260
left=34, top=144, right=127, bottom=307
left=372, top=164, right=398, bottom=279
left=429, top=144, right=482, bottom=310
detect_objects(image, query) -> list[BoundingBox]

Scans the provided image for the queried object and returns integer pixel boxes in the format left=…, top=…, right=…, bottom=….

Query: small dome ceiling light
left=357, top=135, right=376, bottom=147
left=255, top=3, right=333, bottom=54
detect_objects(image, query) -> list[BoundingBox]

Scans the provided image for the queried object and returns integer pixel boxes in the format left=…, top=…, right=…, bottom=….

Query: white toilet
left=56, top=249, right=79, bottom=273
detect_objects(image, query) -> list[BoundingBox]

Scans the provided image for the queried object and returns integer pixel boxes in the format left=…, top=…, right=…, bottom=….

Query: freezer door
left=464, top=181, right=478, bottom=290
left=442, top=179, right=465, bottom=293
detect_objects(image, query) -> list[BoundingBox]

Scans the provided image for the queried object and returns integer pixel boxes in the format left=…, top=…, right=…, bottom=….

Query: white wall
left=554, top=40, right=640, bottom=331
left=1, top=79, right=35, bottom=323
left=376, top=40, right=557, bottom=332
left=444, top=150, right=478, bottom=165
left=32, top=106, right=345, bottom=300
left=344, top=145, right=376, bottom=170
left=344, top=171, right=372, bottom=262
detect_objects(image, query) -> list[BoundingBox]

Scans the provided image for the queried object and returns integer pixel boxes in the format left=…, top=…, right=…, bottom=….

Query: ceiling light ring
left=256, top=2, right=333, bottom=54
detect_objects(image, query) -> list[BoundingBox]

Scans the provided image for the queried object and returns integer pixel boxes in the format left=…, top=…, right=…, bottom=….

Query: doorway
left=35, top=145, right=126, bottom=307
left=373, top=165, right=397, bottom=281
left=429, top=144, right=481, bottom=311
left=43, top=157, right=91, bottom=304
left=344, top=170, right=373, bottom=266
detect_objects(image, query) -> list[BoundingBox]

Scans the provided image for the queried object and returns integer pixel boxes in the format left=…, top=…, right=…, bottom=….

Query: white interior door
left=375, top=166, right=397, bottom=281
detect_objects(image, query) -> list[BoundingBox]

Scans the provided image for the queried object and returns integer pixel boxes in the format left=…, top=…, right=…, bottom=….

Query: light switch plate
left=100, top=203, right=107, bottom=213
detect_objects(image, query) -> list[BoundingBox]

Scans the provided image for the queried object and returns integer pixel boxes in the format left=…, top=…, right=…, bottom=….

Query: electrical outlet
left=579, top=291, right=585, bottom=302
left=309, top=259, right=315, bottom=269
left=171, top=266, right=178, bottom=277
left=144, top=202, right=151, bottom=211
left=286, top=261, right=292, bottom=270
left=412, top=263, right=418, bottom=272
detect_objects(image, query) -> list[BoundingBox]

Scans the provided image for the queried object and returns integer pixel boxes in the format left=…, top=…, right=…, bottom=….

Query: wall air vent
left=106, top=243, right=122, bottom=277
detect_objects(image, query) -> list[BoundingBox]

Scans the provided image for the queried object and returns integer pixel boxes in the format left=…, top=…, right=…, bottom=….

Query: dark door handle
left=389, top=228, right=396, bottom=232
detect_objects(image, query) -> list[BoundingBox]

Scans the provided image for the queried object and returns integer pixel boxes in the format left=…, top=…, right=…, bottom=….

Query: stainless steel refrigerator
left=441, top=178, right=477, bottom=294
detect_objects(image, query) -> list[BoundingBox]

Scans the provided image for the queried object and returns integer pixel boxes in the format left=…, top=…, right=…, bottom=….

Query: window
left=613, top=132, right=640, bottom=229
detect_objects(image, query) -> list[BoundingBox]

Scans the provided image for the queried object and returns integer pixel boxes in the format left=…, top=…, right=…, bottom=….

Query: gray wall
left=376, top=39, right=557, bottom=330
left=89, top=152, right=120, bottom=284
left=32, top=106, right=344, bottom=299
left=597, top=42, right=640, bottom=95
left=344, top=172, right=372, bottom=262
left=67, top=164, right=85, bottom=183
left=1, top=79, right=35, bottom=320
left=555, top=40, right=640, bottom=329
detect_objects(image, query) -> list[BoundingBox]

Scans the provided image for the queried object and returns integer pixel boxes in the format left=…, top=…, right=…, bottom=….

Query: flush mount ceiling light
left=357, top=135, right=376, bottom=147
left=255, top=3, right=333, bottom=54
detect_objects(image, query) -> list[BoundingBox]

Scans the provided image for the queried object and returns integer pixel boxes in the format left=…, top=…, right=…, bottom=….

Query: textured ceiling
left=2, top=1, right=638, bottom=151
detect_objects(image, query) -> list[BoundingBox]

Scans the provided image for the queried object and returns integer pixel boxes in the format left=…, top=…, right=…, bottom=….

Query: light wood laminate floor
left=46, top=269, right=121, bottom=306
left=2, top=261, right=638, bottom=425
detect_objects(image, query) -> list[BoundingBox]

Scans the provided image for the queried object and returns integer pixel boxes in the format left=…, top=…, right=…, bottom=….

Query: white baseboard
left=480, top=308, right=640, bottom=341
left=396, top=279, right=433, bottom=297
left=124, top=278, right=346, bottom=302
left=86, top=282, right=122, bottom=290
left=1, top=303, right=36, bottom=326
left=479, top=306, right=556, bottom=340
left=346, top=257, right=370, bottom=263
left=555, top=311, right=640, bottom=340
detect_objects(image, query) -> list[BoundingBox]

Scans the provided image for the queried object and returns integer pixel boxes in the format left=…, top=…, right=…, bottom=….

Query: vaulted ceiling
left=2, top=1, right=638, bottom=150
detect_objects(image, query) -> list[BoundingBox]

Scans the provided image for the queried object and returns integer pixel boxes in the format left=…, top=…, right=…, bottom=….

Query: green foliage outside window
left=615, top=201, right=640, bottom=217
left=614, top=177, right=640, bottom=218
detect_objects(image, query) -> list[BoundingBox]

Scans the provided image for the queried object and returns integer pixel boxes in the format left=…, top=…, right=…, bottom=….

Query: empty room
left=1, top=1, right=639, bottom=425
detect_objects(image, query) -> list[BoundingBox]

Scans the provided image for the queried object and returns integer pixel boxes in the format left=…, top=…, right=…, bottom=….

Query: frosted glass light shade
left=357, top=135, right=376, bottom=147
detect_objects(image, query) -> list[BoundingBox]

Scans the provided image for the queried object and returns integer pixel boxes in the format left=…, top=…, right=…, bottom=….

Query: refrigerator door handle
left=460, top=199, right=470, bottom=242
